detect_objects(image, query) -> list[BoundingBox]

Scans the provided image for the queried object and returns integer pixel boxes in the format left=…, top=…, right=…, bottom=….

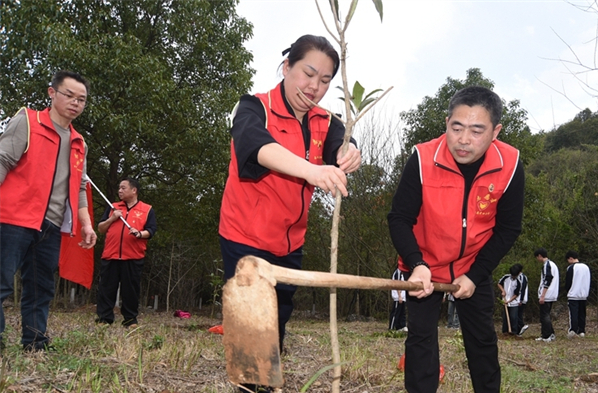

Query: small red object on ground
left=398, top=353, right=405, bottom=371
left=208, top=324, right=224, bottom=335
left=173, top=310, right=191, bottom=319
left=439, top=364, right=445, bottom=382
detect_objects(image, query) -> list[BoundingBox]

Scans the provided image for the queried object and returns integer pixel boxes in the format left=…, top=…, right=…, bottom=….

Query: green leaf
left=358, top=97, right=376, bottom=111
left=346, top=0, right=359, bottom=24
left=329, top=0, right=340, bottom=21
left=351, top=81, right=365, bottom=109
left=300, top=362, right=347, bottom=392
left=364, top=88, right=383, bottom=100
left=356, top=88, right=382, bottom=112
left=372, top=0, right=383, bottom=22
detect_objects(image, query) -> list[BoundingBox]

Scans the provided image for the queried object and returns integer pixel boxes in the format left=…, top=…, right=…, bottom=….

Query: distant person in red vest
left=388, top=86, right=525, bottom=393
left=96, top=178, right=156, bottom=328
left=219, top=35, right=361, bottom=393
left=0, top=70, right=96, bottom=352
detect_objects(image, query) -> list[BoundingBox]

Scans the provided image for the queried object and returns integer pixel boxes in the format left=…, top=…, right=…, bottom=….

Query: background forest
left=1, top=0, right=597, bottom=323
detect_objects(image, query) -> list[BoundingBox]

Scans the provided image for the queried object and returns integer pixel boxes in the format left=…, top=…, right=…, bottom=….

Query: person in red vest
left=219, top=34, right=361, bottom=393
left=0, top=70, right=97, bottom=352
left=95, top=177, right=156, bottom=328
left=388, top=86, right=525, bottom=393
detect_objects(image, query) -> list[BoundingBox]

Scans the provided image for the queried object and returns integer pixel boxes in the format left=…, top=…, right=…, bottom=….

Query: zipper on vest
left=41, top=134, right=62, bottom=231
left=459, top=178, right=468, bottom=259
left=118, top=203, right=139, bottom=259
left=449, top=262, right=455, bottom=282
left=118, top=212, right=127, bottom=260
left=285, top=112, right=310, bottom=254
left=65, top=136, right=84, bottom=236
left=65, top=165, right=73, bottom=236
left=458, top=216, right=467, bottom=261
left=286, top=181, right=308, bottom=254
left=436, top=162, right=469, bottom=271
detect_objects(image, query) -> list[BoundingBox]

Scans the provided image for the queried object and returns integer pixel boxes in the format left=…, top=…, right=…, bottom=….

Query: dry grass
left=0, top=305, right=597, bottom=392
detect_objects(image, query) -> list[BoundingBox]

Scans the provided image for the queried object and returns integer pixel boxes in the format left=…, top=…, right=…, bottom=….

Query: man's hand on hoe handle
left=451, top=275, right=476, bottom=299
left=408, top=264, right=463, bottom=298
left=408, top=264, right=434, bottom=298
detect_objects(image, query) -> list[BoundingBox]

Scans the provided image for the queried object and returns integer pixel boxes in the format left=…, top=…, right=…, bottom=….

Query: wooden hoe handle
left=244, top=256, right=460, bottom=293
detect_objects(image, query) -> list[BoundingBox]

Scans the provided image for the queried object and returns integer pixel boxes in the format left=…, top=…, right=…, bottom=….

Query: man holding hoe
left=388, top=86, right=525, bottom=393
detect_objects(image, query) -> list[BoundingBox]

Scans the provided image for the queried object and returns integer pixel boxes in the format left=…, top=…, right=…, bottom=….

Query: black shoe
left=23, top=342, right=55, bottom=353
left=239, top=384, right=273, bottom=392
left=122, top=318, right=138, bottom=328
left=95, top=318, right=113, bottom=325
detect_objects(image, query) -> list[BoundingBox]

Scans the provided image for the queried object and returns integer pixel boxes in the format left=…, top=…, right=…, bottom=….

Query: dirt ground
left=1, top=306, right=597, bottom=392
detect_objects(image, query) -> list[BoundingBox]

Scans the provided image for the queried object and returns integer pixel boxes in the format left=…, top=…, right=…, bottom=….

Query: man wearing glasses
left=0, top=70, right=96, bottom=352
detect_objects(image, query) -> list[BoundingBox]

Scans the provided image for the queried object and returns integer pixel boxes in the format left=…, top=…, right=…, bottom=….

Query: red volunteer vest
left=399, top=134, right=520, bottom=283
left=219, top=84, right=332, bottom=256
left=0, top=108, right=86, bottom=235
left=101, top=201, right=152, bottom=260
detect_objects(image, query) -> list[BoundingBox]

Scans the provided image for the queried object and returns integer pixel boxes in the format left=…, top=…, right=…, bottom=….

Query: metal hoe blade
left=222, top=257, right=284, bottom=387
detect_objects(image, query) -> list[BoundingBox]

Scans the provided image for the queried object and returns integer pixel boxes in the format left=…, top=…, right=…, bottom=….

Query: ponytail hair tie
left=282, top=45, right=293, bottom=57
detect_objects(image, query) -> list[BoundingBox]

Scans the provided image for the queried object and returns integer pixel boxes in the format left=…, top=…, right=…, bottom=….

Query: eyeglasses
left=55, top=89, right=87, bottom=106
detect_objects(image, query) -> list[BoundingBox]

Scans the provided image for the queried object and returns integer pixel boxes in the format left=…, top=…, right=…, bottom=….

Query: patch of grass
left=0, top=307, right=597, bottom=392
left=374, top=329, right=407, bottom=339
left=501, top=364, right=577, bottom=393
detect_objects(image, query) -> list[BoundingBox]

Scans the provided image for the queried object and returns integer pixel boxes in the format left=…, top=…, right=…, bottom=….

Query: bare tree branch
left=536, top=76, right=584, bottom=112
left=315, top=0, right=341, bottom=46
left=538, top=14, right=598, bottom=111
